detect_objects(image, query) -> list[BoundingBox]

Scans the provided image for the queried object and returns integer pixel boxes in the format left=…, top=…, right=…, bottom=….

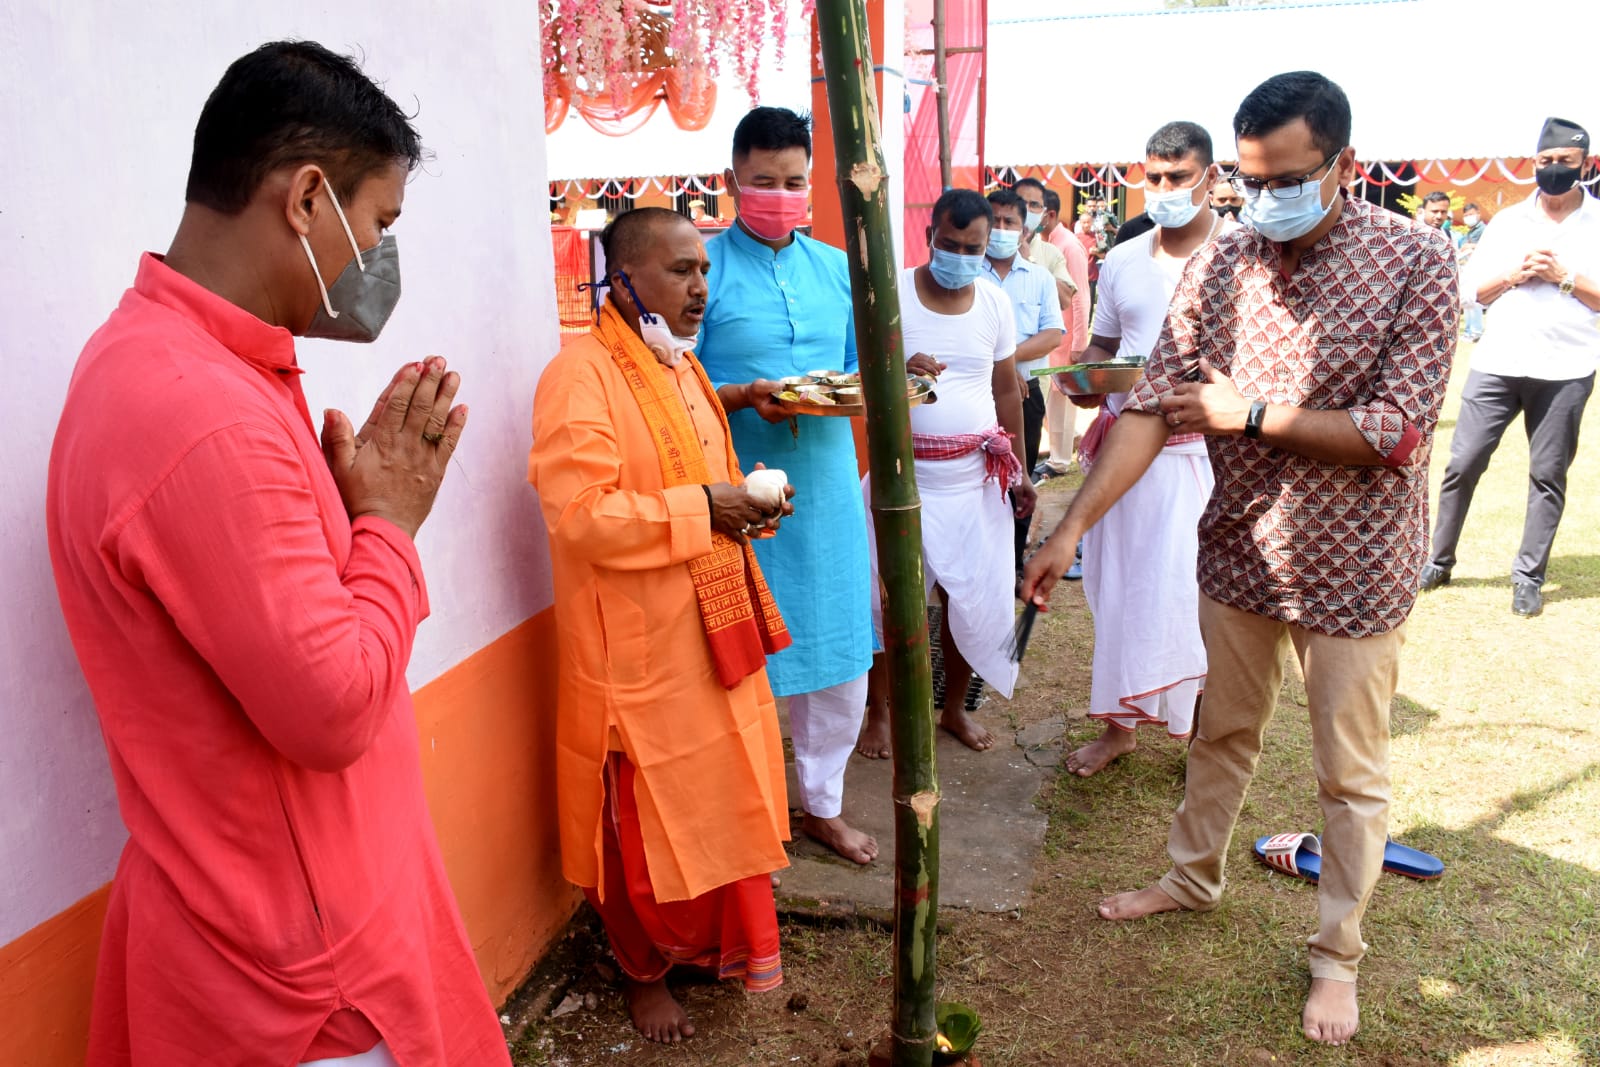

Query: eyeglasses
left=1230, top=149, right=1344, bottom=200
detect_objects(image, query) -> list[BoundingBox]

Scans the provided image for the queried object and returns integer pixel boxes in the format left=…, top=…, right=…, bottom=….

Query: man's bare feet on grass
left=1065, top=724, right=1137, bottom=777
left=625, top=978, right=695, bottom=1043
left=855, top=706, right=892, bottom=759
left=802, top=813, right=879, bottom=864
left=1303, top=977, right=1359, bottom=1046
left=1096, top=884, right=1186, bottom=921
left=940, top=707, right=995, bottom=751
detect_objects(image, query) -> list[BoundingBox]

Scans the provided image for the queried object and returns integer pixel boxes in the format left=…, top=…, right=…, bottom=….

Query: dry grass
left=513, top=346, right=1599, bottom=1066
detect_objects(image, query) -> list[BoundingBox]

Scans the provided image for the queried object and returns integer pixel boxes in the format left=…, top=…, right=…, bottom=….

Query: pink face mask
left=735, top=179, right=811, bottom=240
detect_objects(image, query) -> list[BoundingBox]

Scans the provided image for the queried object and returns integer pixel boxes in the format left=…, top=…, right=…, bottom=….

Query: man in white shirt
left=1420, top=116, right=1600, bottom=617
left=857, top=189, right=1036, bottom=755
left=1063, top=120, right=1223, bottom=777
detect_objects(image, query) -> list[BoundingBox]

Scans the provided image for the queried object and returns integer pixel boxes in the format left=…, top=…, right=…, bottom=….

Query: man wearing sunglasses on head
left=1022, top=71, right=1458, bottom=1048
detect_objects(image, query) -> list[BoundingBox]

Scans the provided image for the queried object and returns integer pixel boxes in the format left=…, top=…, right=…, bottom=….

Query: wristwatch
left=1244, top=399, right=1267, bottom=440
left=1559, top=271, right=1577, bottom=297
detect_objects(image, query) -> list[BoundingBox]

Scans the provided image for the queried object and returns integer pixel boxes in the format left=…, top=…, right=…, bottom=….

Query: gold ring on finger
left=422, top=431, right=445, bottom=444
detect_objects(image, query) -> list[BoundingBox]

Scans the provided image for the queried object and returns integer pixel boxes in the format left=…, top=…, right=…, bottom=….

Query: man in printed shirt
left=982, top=187, right=1064, bottom=573
left=1023, top=71, right=1457, bottom=1047
left=46, top=42, right=506, bottom=1066
left=698, top=107, right=915, bottom=864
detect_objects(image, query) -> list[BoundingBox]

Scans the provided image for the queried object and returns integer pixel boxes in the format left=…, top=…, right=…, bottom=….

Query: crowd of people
left=44, top=36, right=1598, bottom=1067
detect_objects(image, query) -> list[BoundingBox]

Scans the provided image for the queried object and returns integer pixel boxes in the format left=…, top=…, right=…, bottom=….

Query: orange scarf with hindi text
left=596, top=302, right=791, bottom=688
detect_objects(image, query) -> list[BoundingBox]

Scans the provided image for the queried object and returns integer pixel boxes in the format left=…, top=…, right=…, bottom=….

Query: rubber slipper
left=1383, top=838, right=1444, bottom=880
left=1253, top=832, right=1321, bottom=883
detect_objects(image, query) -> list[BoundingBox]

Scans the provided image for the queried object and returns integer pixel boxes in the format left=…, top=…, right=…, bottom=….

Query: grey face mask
left=298, top=183, right=401, bottom=343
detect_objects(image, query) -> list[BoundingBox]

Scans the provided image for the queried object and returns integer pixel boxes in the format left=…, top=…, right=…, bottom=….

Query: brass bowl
left=1032, top=359, right=1145, bottom=395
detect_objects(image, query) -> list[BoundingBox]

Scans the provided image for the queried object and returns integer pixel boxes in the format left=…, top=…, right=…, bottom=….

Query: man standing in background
left=1420, top=117, right=1600, bottom=618
left=982, top=187, right=1064, bottom=574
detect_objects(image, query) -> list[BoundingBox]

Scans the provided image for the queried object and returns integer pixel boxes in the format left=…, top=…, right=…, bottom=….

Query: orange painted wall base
left=0, top=607, right=575, bottom=1066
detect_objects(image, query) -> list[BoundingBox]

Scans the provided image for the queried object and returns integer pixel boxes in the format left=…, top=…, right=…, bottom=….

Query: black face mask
left=1535, top=163, right=1580, bottom=196
left=1214, top=204, right=1241, bottom=219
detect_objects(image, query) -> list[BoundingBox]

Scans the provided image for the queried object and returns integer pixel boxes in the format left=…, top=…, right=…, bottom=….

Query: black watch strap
left=1244, top=399, right=1267, bottom=440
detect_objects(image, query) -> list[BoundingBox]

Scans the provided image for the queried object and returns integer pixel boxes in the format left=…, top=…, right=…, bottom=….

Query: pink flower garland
left=543, top=0, right=787, bottom=112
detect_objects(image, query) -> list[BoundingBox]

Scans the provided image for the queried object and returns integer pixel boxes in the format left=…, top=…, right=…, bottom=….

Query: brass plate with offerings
left=771, top=370, right=937, bottom=418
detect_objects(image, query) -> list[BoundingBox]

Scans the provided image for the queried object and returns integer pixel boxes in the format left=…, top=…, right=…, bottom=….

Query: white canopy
left=985, top=0, right=1592, bottom=166
left=547, top=0, right=1591, bottom=185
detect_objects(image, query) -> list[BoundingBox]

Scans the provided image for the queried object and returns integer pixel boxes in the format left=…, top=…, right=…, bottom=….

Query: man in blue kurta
left=698, top=107, right=883, bottom=865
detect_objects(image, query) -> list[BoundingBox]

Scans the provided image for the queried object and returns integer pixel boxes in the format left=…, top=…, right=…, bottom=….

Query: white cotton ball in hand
left=744, top=468, right=788, bottom=510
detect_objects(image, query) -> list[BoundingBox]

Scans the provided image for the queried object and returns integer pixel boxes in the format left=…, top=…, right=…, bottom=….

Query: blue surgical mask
left=1240, top=169, right=1338, bottom=243
left=1145, top=176, right=1207, bottom=229
left=1024, top=209, right=1044, bottom=232
left=986, top=229, right=1021, bottom=259
left=299, top=183, right=401, bottom=343
left=928, top=247, right=985, bottom=290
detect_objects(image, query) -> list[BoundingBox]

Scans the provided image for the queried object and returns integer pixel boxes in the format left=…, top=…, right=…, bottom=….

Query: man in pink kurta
left=46, top=41, right=507, bottom=1067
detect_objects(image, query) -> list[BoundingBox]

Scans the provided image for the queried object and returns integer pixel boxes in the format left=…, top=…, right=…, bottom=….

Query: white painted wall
left=0, top=1, right=559, bottom=943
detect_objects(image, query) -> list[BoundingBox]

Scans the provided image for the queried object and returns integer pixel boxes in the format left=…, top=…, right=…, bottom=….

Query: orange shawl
left=595, top=302, right=791, bottom=687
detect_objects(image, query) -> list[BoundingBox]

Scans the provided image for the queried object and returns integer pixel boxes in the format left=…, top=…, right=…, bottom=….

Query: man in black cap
left=1420, top=116, right=1600, bottom=617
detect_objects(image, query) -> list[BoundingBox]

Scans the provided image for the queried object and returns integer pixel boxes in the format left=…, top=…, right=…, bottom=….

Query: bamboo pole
left=814, top=3, right=940, bottom=1065
left=933, top=0, right=953, bottom=190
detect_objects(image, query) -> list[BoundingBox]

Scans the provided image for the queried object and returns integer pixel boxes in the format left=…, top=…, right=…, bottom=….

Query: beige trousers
left=1042, top=388, right=1098, bottom=472
left=1158, top=595, right=1404, bottom=981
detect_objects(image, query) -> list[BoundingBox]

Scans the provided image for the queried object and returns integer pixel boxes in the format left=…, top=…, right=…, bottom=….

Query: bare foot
left=855, top=706, right=892, bottom=759
left=1097, top=884, right=1185, bottom=921
left=1303, top=977, right=1359, bottom=1046
left=940, top=707, right=995, bottom=751
left=1066, top=724, right=1138, bottom=777
left=802, top=813, right=879, bottom=864
left=625, top=978, right=695, bottom=1043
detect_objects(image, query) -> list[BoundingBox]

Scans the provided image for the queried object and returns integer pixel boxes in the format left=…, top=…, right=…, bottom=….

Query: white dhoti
left=864, top=452, right=1019, bottom=699
left=1082, top=441, right=1212, bottom=735
left=788, top=671, right=870, bottom=818
left=301, top=1041, right=401, bottom=1067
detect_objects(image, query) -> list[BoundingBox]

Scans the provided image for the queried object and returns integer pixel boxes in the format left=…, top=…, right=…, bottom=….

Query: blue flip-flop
left=1383, top=838, right=1444, bottom=880
left=1254, top=832, right=1322, bottom=883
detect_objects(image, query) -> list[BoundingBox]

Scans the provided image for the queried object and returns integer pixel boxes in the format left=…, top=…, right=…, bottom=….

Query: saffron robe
left=528, top=330, right=790, bottom=904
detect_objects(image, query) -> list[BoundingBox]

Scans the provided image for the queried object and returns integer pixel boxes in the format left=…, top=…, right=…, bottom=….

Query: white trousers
left=788, top=671, right=870, bottom=819
left=300, top=1040, right=400, bottom=1067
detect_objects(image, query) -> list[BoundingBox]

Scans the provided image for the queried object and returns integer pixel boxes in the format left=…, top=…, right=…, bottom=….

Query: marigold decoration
left=542, top=0, right=788, bottom=135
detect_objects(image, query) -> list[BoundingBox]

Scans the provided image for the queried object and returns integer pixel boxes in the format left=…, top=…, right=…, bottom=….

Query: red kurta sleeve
left=113, top=421, right=428, bottom=773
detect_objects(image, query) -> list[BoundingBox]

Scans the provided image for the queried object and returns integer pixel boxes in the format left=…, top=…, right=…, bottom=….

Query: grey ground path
left=773, top=704, right=1066, bottom=919
left=772, top=474, right=1077, bottom=919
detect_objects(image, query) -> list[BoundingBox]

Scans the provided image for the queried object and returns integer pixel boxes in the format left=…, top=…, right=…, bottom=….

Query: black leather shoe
left=1418, top=563, right=1451, bottom=592
left=1512, top=582, right=1543, bottom=618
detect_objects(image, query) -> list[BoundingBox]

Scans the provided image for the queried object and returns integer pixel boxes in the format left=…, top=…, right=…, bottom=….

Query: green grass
left=518, top=346, right=1600, bottom=1065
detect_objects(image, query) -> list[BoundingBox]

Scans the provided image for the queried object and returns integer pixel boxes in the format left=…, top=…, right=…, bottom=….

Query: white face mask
left=1144, top=171, right=1209, bottom=230
left=639, top=314, right=698, bottom=366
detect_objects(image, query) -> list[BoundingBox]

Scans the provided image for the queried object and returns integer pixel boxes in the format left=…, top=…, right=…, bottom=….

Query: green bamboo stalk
left=815, top=3, right=940, bottom=1065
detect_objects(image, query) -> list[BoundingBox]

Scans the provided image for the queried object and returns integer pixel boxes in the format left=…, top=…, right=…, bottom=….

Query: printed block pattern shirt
left=1127, top=195, right=1459, bottom=638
